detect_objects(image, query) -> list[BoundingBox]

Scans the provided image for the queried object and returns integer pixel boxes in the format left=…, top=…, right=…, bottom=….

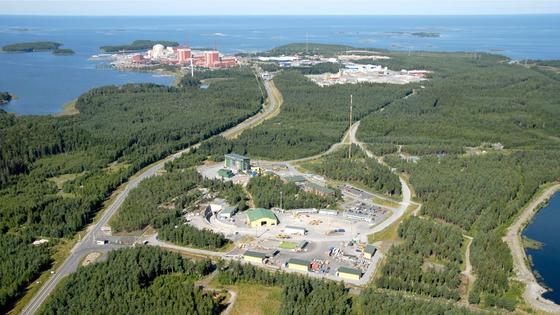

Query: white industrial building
left=285, top=226, right=307, bottom=235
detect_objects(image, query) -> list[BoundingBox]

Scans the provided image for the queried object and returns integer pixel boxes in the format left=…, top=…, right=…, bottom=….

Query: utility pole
left=280, top=191, right=283, bottom=210
left=349, top=94, right=353, bottom=159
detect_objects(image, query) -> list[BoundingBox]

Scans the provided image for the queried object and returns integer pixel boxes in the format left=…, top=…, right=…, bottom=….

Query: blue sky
left=2, top=0, right=560, bottom=15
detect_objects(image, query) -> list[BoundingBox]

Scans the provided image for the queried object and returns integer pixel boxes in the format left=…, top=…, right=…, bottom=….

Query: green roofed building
left=243, top=250, right=267, bottom=264
left=224, top=153, right=250, bottom=172
left=217, top=169, right=234, bottom=179
left=364, top=244, right=377, bottom=259
left=246, top=208, right=278, bottom=227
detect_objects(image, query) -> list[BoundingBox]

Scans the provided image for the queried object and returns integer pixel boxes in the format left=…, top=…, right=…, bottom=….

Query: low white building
left=218, top=206, right=238, bottom=220
left=285, top=226, right=307, bottom=235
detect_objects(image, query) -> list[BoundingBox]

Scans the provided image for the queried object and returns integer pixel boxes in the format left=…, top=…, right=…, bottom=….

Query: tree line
left=39, top=247, right=217, bottom=315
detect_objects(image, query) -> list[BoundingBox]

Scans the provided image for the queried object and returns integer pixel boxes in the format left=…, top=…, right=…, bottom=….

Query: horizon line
left=2, top=13, right=560, bottom=17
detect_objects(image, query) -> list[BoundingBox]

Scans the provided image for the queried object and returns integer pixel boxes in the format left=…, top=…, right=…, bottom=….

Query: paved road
left=22, top=77, right=280, bottom=315
left=349, top=121, right=413, bottom=234
left=504, top=183, right=560, bottom=314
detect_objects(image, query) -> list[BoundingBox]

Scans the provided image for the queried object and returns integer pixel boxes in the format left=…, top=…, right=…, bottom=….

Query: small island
left=0, top=92, right=13, bottom=104
left=53, top=48, right=75, bottom=55
left=100, top=40, right=179, bottom=53
left=2, top=41, right=75, bottom=56
left=411, top=32, right=440, bottom=38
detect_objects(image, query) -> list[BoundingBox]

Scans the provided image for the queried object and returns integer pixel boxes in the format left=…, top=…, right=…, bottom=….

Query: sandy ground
left=504, top=183, right=560, bottom=314
left=81, top=252, right=101, bottom=267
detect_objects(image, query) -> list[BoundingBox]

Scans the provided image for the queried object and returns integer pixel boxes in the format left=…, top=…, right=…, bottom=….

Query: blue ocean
left=1, top=15, right=559, bottom=115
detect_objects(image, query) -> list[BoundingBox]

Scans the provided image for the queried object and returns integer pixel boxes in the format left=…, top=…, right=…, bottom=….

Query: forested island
left=2, top=41, right=75, bottom=55
left=100, top=39, right=179, bottom=52
left=0, top=92, right=12, bottom=104
left=52, top=48, right=75, bottom=55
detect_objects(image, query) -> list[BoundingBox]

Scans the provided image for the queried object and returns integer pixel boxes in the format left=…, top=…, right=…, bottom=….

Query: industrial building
left=218, top=206, right=238, bottom=220
left=243, top=250, right=267, bottom=264
left=287, top=258, right=310, bottom=272
left=343, top=211, right=374, bottom=223
left=284, top=226, right=307, bottom=235
left=364, top=244, right=377, bottom=260
left=319, top=209, right=338, bottom=216
left=337, top=267, right=362, bottom=280
left=246, top=208, right=278, bottom=227
left=224, top=153, right=251, bottom=172
left=302, top=182, right=335, bottom=197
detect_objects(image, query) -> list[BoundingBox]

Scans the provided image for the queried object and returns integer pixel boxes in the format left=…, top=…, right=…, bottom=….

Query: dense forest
left=217, top=260, right=477, bottom=315
left=100, top=40, right=179, bottom=52
left=185, top=70, right=412, bottom=161
left=376, top=217, right=464, bottom=300
left=39, top=247, right=217, bottom=315
left=357, top=50, right=560, bottom=310
left=301, top=145, right=401, bottom=196
left=0, top=67, right=263, bottom=310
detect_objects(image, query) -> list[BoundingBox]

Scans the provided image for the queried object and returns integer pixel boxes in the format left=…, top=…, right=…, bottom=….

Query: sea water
left=1, top=15, right=559, bottom=115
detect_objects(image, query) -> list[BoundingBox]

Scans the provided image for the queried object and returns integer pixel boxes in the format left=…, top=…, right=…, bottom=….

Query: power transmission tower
left=349, top=94, right=353, bottom=159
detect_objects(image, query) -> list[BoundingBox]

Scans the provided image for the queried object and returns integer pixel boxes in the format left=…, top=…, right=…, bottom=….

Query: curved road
left=22, top=77, right=282, bottom=315
left=349, top=121, right=412, bottom=233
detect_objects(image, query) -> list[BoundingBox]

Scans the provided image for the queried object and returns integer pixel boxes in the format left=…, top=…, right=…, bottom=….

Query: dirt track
left=504, top=183, right=560, bottom=314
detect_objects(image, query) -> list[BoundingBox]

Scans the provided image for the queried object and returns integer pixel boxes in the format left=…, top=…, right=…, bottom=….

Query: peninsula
left=0, top=92, right=13, bottom=104
left=100, top=40, right=179, bottom=53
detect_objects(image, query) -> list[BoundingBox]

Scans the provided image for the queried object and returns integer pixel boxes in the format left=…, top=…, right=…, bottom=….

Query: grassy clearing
left=279, top=241, right=298, bottom=250
left=47, top=173, right=82, bottom=190
left=368, top=204, right=418, bottom=247
left=104, top=161, right=131, bottom=174
left=372, top=196, right=400, bottom=208
left=57, top=99, right=79, bottom=116
left=209, top=279, right=282, bottom=315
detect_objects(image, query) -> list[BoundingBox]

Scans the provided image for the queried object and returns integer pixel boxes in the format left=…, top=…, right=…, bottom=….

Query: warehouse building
left=337, top=267, right=362, bottom=280
left=284, top=226, right=307, bottom=235
left=243, top=250, right=267, bottom=264
left=287, top=258, right=310, bottom=272
left=246, top=208, right=278, bottom=227
left=218, top=206, right=238, bottom=220
left=302, top=182, right=335, bottom=197
left=224, top=153, right=250, bottom=172
left=364, top=244, right=377, bottom=259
